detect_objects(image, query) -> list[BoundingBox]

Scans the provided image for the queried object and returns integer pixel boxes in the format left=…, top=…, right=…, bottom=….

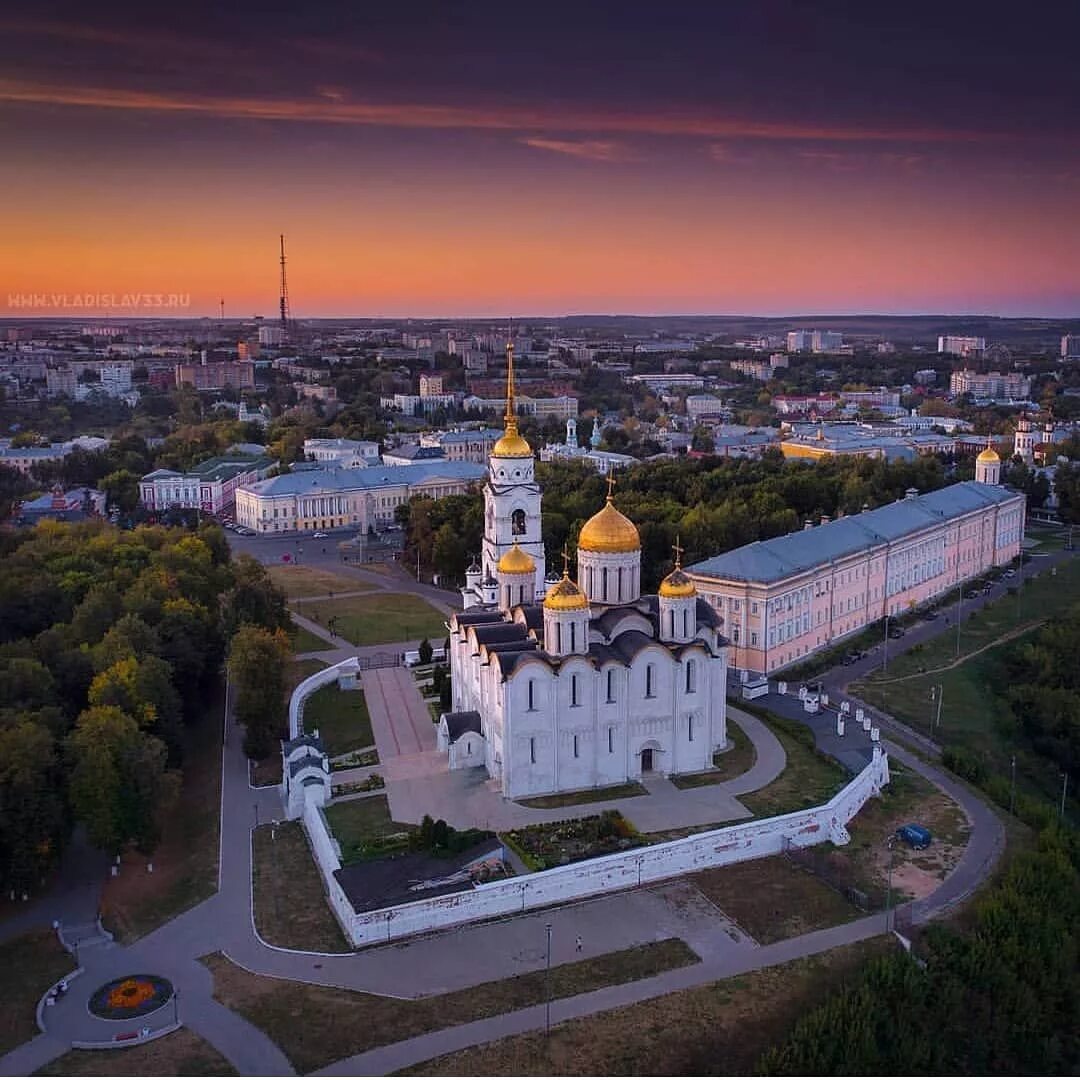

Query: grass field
left=737, top=709, right=848, bottom=819
left=203, top=939, right=699, bottom=1075
left=404, top=937, right=891, bottom=1076
left=298, top=593, right=449, bottom=647
left=37, top=1028, right=237, bottom=1076
left=268, top=564, right=377, bottom=599
left=323, top=795, right=412, bottom=863
left=518, top=782, right=646, bottom=809
left=852, top=610, right=1072, bottom=809
left=100, top=687, right=222, bottom=942
left=671, top=713, right=757, bottom=789
left=252, top=822, right=351, bottom=953
left=290, top=622, right=331, bottom=654
left=690, top=856, right=859, bottom=943
left=302, top=682, right=372, bottom=757
left=0, top=930, right=74, bottom=1056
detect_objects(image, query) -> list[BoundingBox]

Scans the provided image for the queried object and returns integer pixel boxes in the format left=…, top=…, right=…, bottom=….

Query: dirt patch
left=37, top=1027, right=236, bottom=1076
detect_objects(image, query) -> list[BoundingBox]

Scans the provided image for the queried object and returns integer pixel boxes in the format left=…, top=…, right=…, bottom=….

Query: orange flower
left=106, top=978, right=156, bottom=1010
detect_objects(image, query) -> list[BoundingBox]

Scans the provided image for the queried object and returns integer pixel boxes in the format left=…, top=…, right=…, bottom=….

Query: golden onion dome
left=543, top=573, right=589, bottom=611
left=659, top=567, right=696, bottom=599
left=578, top=497, right=640, bottom=554
left=497, top=543, right=535, bottom=575
left=492, top=430, right=533, bottom=458
left=977, top=446, right=1000, bottom=464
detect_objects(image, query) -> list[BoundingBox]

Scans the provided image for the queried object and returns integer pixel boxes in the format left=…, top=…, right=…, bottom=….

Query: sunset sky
left=2, top=1, right=1078, bottom=318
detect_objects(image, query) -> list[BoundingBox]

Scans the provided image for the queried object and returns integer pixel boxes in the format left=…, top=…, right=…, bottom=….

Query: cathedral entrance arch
left=638, top=739, right=662, bottom=774
left=640, top=748, right=654, bottom=772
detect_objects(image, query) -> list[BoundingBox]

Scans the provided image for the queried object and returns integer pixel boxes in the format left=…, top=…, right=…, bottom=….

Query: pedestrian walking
left=575, top=935, right=583, bottom=953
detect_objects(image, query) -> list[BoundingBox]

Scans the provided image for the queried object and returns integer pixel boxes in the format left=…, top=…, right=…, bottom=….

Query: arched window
left=527, top=679, right=536, bottom=711
left=682, top=608, right=689, bottom=637
left=519, top=584, right=526, bottom=605
left=645, top=663, right=655, bottom=698
left=511, top=509, right=526, bottom=536
left=685, top=658, right=697, bottom=694
left=571, top=674, right=580, bottom=707
left=601, top=566, right=608, bottom=600
left=555, top=622, right=562, bottom=653
left=617, top=566, right=623, bottom=600
left=570, top=621, right=577, bottom=652
left=668, top=610, right=675, bottom=637
left=606, top=668, right=615, bottom=703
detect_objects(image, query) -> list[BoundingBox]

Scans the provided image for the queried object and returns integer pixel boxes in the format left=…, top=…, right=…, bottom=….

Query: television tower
left=278, top=234, right=290, bottom=340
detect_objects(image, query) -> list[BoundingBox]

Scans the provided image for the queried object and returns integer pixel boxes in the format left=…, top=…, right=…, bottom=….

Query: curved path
left=0, top=675, right=1005, bottom=1077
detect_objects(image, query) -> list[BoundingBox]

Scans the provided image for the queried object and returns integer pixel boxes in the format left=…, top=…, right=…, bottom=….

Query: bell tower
left=482, top=340, right=546, bottom=599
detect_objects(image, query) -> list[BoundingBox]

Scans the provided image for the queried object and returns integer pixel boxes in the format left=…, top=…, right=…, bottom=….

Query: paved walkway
left=0, top=613, right=1010, bottom=1077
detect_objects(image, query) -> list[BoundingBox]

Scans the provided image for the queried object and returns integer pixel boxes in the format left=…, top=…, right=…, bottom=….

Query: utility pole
left=279, top=234, right=291, bottom=342
left=955, top=581, right=963, bottom=658
left=885, top=835, right=896, bottom=931
left=1061, top=772, right=1069, bottom=825
left=544, top=923, right=553, bottom=1035
left=1009, top=754, right=1016, bottom=816
left=882, top=614, right=890, bottom=672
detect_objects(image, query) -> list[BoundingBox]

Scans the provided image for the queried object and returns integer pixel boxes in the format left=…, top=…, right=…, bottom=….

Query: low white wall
left=289, top=658, right=360, bottom=738
left=298, top=738, right=890, bottom=947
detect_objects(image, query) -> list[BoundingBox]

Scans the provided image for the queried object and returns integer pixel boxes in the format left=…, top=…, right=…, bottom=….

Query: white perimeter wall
left=290, top=660, right=891, bottom=948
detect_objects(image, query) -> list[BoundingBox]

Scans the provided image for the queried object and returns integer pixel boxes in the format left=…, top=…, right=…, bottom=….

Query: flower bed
left=504, top=810, right=643, bottom=871
left=89, top=974, right=174, bottom=1020
left=332, top=774, right=386, bottom=797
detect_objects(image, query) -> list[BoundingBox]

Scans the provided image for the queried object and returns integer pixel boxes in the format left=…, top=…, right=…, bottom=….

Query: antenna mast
left=279, top=234, right=290, bottom=341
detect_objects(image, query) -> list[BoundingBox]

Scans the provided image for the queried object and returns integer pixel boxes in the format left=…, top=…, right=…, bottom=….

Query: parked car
left=923, top=610, right=939, bottom=620
left=1003, top=568, right=1016, bottom=578
left=888, top=625, right=905, bottom=639
left=313, top=531, right=329, bottom=539
left=965, top=588, right=980, bottom=599
left=896, top=823, right=932, bottom=849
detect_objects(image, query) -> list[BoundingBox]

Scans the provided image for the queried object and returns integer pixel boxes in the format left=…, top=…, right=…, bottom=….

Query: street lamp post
left=1061, top=772, right=1070, bottom=825
left=931, top=684, right=944, bottom=733
left=885, top=834, right=896, bottom=931
left=1010, top=754, right=1017, bottom=817
left=955, top=581, right=963, bottom=658
left=173, top=988, right=180, bottom=1026
left=882, top=614, right=890, bottom=672
left=544, top=923, right=553, bottom=1035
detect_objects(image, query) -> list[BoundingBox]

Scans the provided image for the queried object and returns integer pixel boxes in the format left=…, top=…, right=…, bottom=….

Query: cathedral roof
left=497, top=543, right=536, bottom=575
left=470, top=623, right=529, bottom=648
left=544, top=572, right=589, bottom=611
left=442, top=710, right=482, bottom=743
left=577, top=495, right=640, bottom=554
left=659, top=567, right=696, bottom=598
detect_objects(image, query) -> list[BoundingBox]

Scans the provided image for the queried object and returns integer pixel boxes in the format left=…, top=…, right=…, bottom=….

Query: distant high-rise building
left=938, top=335, right=986, bottom=358
left=949, top=369, right=1030, bottom=401
left=786, top=330, right=813, bottom=352
left=1062, top=334, right=1080, bottom=360
left=258, top=326, right=286, bottom=347
left=811, top=330, right=844, bottom=353
left=419, top=373, right=444, bottom=397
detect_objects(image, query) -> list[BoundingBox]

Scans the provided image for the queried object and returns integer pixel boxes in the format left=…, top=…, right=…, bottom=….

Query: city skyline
left=2, top=1, right=1079, bottom=318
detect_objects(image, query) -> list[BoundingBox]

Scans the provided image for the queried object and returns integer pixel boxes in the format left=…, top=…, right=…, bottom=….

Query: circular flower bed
left=89, top=974, right=174, bottom=1020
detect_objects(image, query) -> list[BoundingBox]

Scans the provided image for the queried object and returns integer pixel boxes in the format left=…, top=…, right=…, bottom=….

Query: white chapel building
left=441, top=344, right=729, bottom=800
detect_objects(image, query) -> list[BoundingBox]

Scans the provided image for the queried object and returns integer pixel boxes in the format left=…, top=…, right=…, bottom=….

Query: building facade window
left=685, top=658, right=697, bottom=694
left=645, top=663, right=655, bottom=698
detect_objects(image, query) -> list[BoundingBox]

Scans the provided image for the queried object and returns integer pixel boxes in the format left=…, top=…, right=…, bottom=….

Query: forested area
left=1004, top=605, right=1080, bottom=774
left=760, top=830, right=1080, bottom=1075
left=0, top=520, right=290, bottom=895
left=398, top=451, right=949, bottom=589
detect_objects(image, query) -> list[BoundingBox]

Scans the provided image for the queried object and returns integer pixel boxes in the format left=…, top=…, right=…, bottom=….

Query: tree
left=228, top=625, right=291, bottom=759
left=100, top=469, right=141, bottom=513
left=0, top=721, right=66, bottom=893
left=418, top=638, right=433, bottom=665
left=431, top=523, right=466, bottom=585
left=66, top=706, right=180, bottom=854
left=222, top=555, right=291, bottom=638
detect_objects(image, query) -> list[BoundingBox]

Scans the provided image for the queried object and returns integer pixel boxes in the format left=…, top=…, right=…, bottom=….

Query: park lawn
left=852, top=626, right=1067, bottom=808
left=290, top=622, right=331, bottom=654
left=737, top=709, right=848, bottom=819
left=299, top=593, right=449, bottom=647
left=518, top=782, right=647, bottom=809
left=267, top=564, right=376, bottom=600
left=324, top=795, right=413, bottom=863
left=202, top=939, right=699, bottom=1075
left=689, top=856, right=860, bottom=943
left=252, top=822, right=351, bottom=953
left=865, top=555, right=1080, bottom=684
left=36, top=1028, right=237, bottom=1076
left=287, top=657, right=326, bottom=695
left=671, top=713, right=757, bottom=790
left=100, top=685, right=223, bottom=943
left=0, top=930, right=74, bottom=1055
left=404, top=937, right=892, bottom=1077
left=302, top=682, right=372, bottom=758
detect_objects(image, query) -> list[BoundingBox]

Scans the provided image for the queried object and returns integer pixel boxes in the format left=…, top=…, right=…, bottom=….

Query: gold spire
left=492, top=337, right=532, bottom=458
left=578, top=477, right=640, bottom=554
left=659, top=533, right=696, bottom=597
left=977, top=432, right=1000, bottom=465
left=544, top=546, right=589, bottom=611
